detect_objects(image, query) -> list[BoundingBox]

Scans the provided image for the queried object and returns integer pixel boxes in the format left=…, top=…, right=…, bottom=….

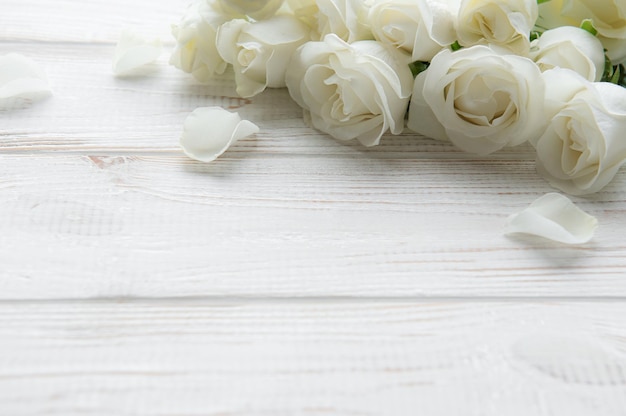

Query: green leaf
left=580, top=19, right=598, bottom=36
left=601, top=53, right=614, bottom=82
left=619, top=64, right=626, bottom=88
left=409, top=61, right=429, bottom=78
left=450, top=41, right=462, bottom=51
left=537, top=0, right=552, bottom=3
left=529, top=31, right=542, bottom=42
left=610, top=65, right=621, bottom=84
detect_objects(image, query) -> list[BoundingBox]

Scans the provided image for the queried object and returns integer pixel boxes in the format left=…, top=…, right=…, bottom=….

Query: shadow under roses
left=176, top=87, right=626, bottom=221
left=181, top=87, right=626, bottom=208
left=329, top=133, right=538, bottom=160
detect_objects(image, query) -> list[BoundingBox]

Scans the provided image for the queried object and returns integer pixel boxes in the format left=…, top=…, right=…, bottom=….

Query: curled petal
left=456, top=0, right=537, bottom=55
left=504, top=193, right=598, bottom=244
left=169, top=0, right=230, bottom=82
left=216, top=19, right=249, bottom=64
left=112, top=29, right=162, bottom=76
left=317, top=0, right=373, bottom=43
left=0, top=53, right=51, bottom=106
left=368, top=0, right=455, bottom=61
left=217, top=16, right=310, bottom=98
left=180, top=107, right=259, bottom=162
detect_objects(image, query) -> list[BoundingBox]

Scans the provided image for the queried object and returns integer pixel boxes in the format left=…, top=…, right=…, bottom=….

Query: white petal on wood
left=0, top=53, right=51, bottom=106
left=504, top=193, right=598, bottom=244
left=112, top=29, right=162, bottom=76
left=180, top=107, right=259, bottom=162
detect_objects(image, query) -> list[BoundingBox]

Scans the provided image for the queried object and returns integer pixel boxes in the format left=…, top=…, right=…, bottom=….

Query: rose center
left=324, top=73, right=370, bottom=121
left=237, top=45, right=260, bottom=68
left=561, top=117, right=596, bottom=175
left=452, top=76, right=516, bottom=127
left=383, top=25, right=407, bottom=47
left=471, top=6, right=513, bottom=41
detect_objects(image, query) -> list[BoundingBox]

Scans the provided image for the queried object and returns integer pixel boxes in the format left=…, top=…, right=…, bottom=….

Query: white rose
left=457, top=0, right=538, bottom=55
left=407, top=45, right=546, bottom=155
left=285, top=34, right=413, bottom=146
left=537, top=0, right=626, bottom=64
left=367, top=0, right=456, bottom=61
left=530, top=26, right=605, bottom=82
left=285, top=0, right=320, bottom=34
left=535, top=0, right=578, bottom=30
left=531, top=68, right=626, bottom=195
left=170, top=0, right=230, bottom=82
left=218, top=0, right=285, bottom=20
left=317, top=0, right=374, bottom=43
left=601, top=36, right=626, bottom=65
left=216, top=15, right=310, bottom=97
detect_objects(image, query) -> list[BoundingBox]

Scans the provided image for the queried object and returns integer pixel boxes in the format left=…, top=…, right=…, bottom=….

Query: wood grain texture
left=3, top=1, right=626, bottom=414
left=1, top=301, right=625, bottom=416
left=0, top=154, right=624, bottom=299
left=0, top=0, right=190, bottom=43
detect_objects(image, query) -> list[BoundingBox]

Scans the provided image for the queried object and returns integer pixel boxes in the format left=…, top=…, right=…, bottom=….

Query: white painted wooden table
left=2, top=1, right=626, bottom=414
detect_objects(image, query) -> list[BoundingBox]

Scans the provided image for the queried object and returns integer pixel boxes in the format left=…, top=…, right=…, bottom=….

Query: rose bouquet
left=171, top=0, right=626, bottom=196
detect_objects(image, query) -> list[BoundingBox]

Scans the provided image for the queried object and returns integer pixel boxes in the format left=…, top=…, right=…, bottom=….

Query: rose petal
left=504, top=193, right=598, bottom=244
left=218, top=0, right=284, bottom=20
left=0, top=53, right=51, bottom=106
left=112, top=29, right=162, bottom=76
left=530, top=26, right=605, bottom=82
left=169, top=0, right=230, bottom=82
left=180, top=107, right=259, bottom=162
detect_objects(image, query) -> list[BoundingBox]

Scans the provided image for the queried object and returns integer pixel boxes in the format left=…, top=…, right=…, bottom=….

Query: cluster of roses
left=171, top=0, right=626, bottom=196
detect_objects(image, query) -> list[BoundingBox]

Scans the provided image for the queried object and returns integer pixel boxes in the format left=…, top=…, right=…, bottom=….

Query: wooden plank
left=0, top=41, right=538, bottom=157
left=0, top=300, right=625, bottom=415
left=0, top=0, right=190, bottom=43
left=0, top=154, right=624, bottom=299
left=0, top=42, right=248, bottom=152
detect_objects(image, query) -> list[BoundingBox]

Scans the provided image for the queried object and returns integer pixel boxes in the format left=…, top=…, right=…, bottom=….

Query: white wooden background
left=2, top=1, right=626, bottom=414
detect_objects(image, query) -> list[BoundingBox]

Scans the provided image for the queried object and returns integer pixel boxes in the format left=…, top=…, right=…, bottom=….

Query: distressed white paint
left=2, top=0, right=626, bottom=414
left=0, top=154, right=625, bottom=299
left=0, top=0, right=191, bottom=43
left=1, top=301, right=626, bottom=416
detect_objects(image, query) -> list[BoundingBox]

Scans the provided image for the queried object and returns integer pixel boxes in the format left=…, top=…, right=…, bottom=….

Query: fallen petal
left=112, top=29, right=162, bottom=76
left=504, top=193, right=598, bottom=244
left=180, top=107, right=259, bottom=162
left=0, top=53, right=51, bottom=106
